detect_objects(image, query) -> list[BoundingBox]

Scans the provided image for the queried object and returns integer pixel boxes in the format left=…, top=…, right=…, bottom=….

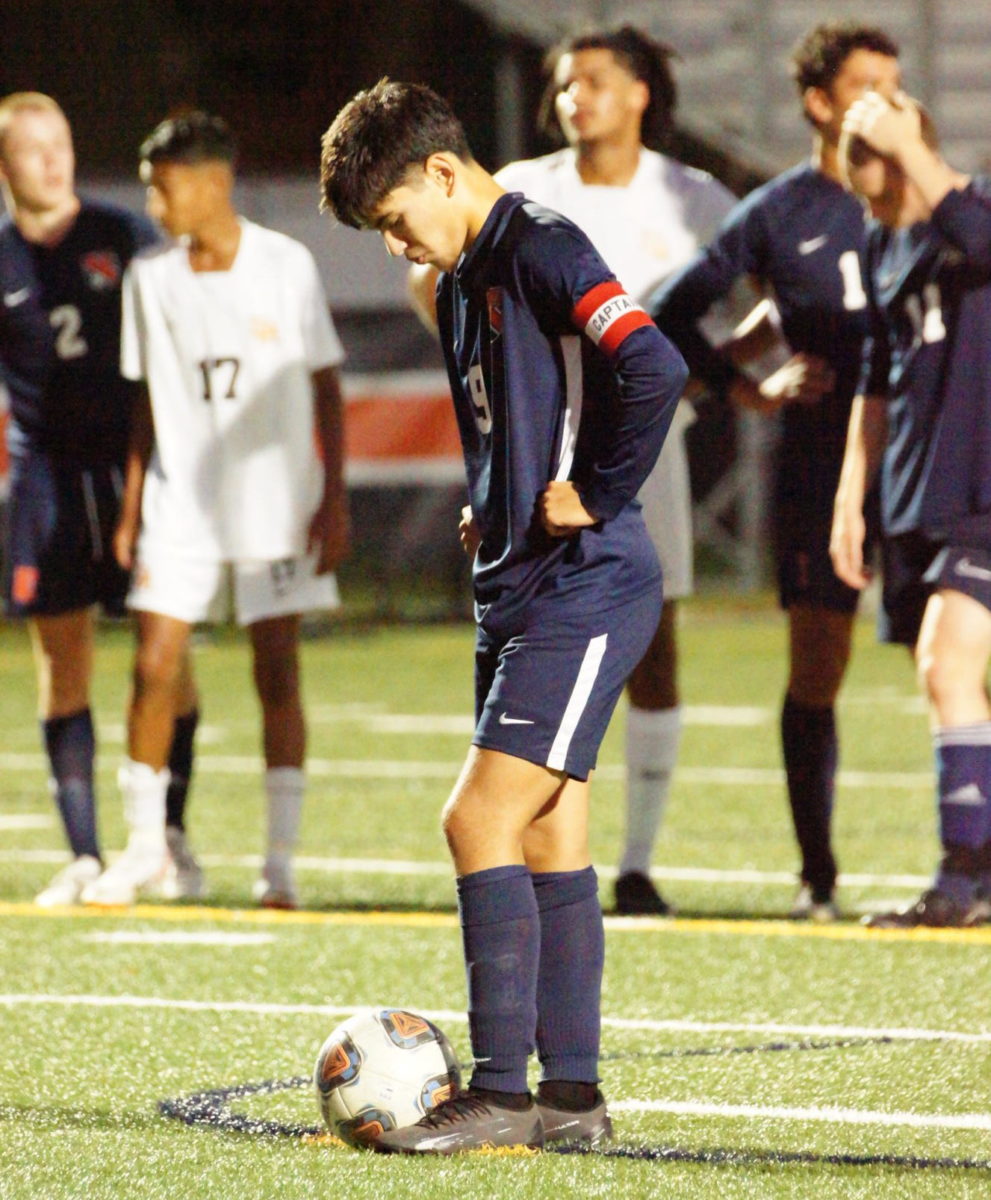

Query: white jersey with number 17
left=121, top=217, right=344, bottom=560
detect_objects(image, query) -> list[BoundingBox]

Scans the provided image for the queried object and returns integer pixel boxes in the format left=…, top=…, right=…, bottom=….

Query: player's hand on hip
left=829, top=503, right=870, bottom=590
left=540, top=480, right=596, bottom=538
left=459, top=505, right=480, bottom=557
left=759, top=353, right=835, bottom=410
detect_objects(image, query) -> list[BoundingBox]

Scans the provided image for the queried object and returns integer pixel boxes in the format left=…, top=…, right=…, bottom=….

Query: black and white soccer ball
left=314, top=1008, right=462, bottom=1147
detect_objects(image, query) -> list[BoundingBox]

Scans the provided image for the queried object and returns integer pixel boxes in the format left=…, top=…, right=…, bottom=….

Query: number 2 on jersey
left=198, top=357, right=241, bottom=401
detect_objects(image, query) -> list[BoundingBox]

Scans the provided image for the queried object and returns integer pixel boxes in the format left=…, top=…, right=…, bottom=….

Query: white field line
left=610, top=1099, right=991, bottom=1133
left=0, top=846, right=932, bottom=890
left=0, top=751, right=933, bottom=790
left=0, top=994, right=988, bottom=1047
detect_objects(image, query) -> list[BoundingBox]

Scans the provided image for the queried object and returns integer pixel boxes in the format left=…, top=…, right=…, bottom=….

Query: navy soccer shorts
left=878, top=530, right=946, bottom=647
left=472, top=587, right=662, bottom=781
left=774, top=489, right=881, bottom=614
left=3, top=450, right=130, bottom=618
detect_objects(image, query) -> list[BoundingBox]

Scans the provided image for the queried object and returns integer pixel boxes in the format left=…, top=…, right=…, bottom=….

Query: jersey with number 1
left=121, top=218, right=344, bottom=560
left=650, top=163, right=871, bottom=514
left=0, top=199, right=156, bottom=463
left=435, top=192, right=687, bottom=633
left=860, top=179, right=991, bottom=549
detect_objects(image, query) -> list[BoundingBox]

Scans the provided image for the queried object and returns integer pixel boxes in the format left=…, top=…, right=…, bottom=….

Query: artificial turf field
left=0, top=594, right=988, bottom=1199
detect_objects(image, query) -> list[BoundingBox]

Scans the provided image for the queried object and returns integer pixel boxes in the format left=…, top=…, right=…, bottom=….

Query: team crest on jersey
left=486, top=287, right=503, bottom=337
left=251, top=316, right=280, bottom=342
left=81, top=250, right=122, bottom=291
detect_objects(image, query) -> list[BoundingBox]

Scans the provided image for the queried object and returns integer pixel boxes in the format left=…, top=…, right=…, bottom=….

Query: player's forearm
left=896, top=139, right=968, bottom=213
left=835, top=394, right=886, bottom=513
left=312, top=366, right=348, bottom=505
left=580, top=328, right=688, bottom=521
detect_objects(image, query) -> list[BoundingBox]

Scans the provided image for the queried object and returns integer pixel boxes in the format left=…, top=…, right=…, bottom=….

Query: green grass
left=0, top=596, right=989, bottom=1199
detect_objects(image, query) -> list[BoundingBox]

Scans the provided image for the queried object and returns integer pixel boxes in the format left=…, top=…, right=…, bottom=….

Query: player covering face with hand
left=832, top=91, right=991, bottom=927
left=320, top=79, right=687, bottom=1154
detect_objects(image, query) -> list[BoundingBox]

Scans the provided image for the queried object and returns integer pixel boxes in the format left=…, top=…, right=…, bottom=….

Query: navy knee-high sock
left=166, top=709, right=199, bottom=830
left=532, top=866, right=603, bottom=1085
left=42, top=708, right=99, bottom=860
left=457, top=864, right=539, bottom=1096
left=781, top=696, right=838, bottom=897
left=933, top=726, right=991, bottom=907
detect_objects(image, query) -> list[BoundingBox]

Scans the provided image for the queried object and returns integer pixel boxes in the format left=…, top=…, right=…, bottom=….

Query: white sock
left=118, top=759, right=169, bottom=850
left=620, top=706, right=683, bottom=876
left=264, top=766, right=305, bottom=872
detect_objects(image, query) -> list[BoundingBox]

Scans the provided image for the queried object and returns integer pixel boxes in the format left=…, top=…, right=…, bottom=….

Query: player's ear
left=424, top=152, right=457, bottom=197
left=803, top=86, right=834, bottom=128
left=630, top=78, right=649, bottom=119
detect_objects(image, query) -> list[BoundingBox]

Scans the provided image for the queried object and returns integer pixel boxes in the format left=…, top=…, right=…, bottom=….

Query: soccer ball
left=314, top=1008, right=462, bottom=1147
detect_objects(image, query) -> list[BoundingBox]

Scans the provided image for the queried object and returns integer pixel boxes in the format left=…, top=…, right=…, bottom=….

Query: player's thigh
left=626, top=598, right=676, bottom=709
left=233, top=554, right=338, bottom=627
left=473, top=588, right=661, bottom=781
left=132, top=608, right=195, bottom=691
left=915, top=587, right=991, bottom=724
left=787, top=605, right=856, bottom=706
left=28, top=608, right=95, bottom=716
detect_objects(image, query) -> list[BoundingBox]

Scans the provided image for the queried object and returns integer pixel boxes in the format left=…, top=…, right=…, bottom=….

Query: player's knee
left=916, top=648, right=960, bottom=710
left=133, top=641, right=184, bottom=695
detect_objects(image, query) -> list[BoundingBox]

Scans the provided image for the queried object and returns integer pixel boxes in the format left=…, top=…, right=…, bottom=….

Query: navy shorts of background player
left=436, top=193, right=687, bottom=780
left=0, top=199, right=156, bottom=616
left=860, top=179, right=991, bottom=644
left=649, top=163, right=879, bottom=612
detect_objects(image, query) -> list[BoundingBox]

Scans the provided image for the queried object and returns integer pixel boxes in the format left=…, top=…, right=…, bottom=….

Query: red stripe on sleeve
left=597, top=308, right=655, bottom=356
left=572, top=280, right=625, bottom=329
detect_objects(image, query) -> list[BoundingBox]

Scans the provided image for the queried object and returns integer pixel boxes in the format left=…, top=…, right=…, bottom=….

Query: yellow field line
left=0, top=900, right=989, bottom=945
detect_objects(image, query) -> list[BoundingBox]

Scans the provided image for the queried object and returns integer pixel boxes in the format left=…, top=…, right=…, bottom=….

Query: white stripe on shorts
left=547, top=632, right=608, bottom=771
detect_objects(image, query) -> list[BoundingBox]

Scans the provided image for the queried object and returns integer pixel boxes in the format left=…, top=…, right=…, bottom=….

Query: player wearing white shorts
left=494, top=27, right=736, bottom=913
left=82, top=112, right=349, bottom=907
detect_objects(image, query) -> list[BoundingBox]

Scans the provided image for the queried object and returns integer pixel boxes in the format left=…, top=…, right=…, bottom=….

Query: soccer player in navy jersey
left=649, top=23, right=901, bottom=921
left=320, top=80, right=686, bottom=1152
left=0, top=93, right=201, bottom=905
left=832, top=93, right=991, bottom=928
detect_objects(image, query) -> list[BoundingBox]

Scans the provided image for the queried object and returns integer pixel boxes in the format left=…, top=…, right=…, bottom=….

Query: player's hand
left=841, top=89, right=921, bottom=162
left=459, top=505, right=480, bottom=557
left=308, top=493, right=351, bottom=574
left=829, top=501, right=871, bottom=590
left=112, top=517, right=139, bottom=570
left=758, top=353, right=835, bottom=410
left=539, top=480, right=597, bottom=537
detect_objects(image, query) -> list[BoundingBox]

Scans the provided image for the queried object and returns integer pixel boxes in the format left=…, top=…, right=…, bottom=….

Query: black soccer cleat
left=614, top=870, right=673, bottom=916
left=537, top=1091, right=613, bottom=1146
left=863, top=888, right=985, bottom=929
left=369, top=1091, right=544, bottom=1155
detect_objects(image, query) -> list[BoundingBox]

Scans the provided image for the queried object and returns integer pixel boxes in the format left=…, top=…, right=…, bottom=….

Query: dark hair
left=140, top=111, right=236, bottom=166
left=538, top=25, right=678, bottom=151
left=790, top=21, right=899, bottom=95
left=320, top=79, right=472, bottom=228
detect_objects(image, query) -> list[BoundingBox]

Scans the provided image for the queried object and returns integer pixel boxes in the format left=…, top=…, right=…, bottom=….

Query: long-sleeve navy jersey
left=649, top=163, right=871, bottom=514
left=436, top=192, right=687, bottom=631
left=860, top=179, right=991, bottom=549
left=0, top=198, right=157, bottom=464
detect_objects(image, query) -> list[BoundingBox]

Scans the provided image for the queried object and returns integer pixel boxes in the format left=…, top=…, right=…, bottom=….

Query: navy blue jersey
left=0, top=198, right=157, bottom=464
left=860, top=179, right=991, bottom=548
left=436, top=192, right=687, bottom=631
left=649, top=164, right=871, bottom=511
